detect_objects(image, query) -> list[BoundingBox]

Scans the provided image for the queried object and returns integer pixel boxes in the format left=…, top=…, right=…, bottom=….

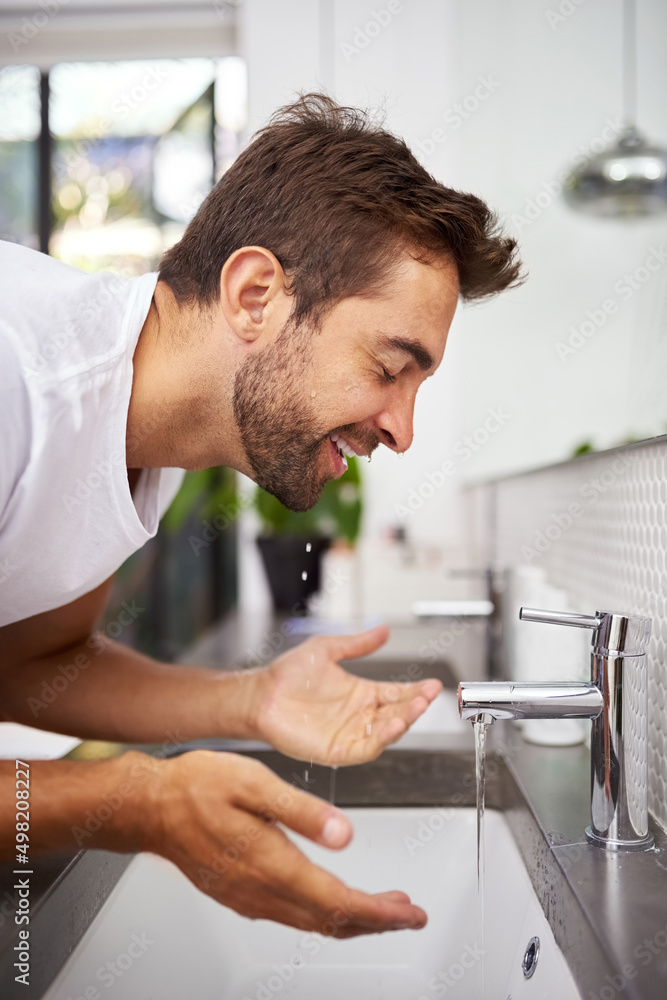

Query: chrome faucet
left=458, top=607, right=654, bottom=852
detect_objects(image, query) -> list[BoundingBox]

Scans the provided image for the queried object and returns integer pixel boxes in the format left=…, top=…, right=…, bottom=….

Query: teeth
left=330, top=434, right=349, bottom=470
left=330, top=433, right=356, bottom=458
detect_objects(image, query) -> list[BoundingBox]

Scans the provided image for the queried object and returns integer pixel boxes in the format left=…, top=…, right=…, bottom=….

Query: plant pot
left=256, top=535, right=331, bottom=612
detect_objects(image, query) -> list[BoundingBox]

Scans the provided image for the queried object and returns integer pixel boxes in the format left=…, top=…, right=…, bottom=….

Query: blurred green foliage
left=254, top=456, right=363, bottom=545
left=162, top=466, right=238, bottom=534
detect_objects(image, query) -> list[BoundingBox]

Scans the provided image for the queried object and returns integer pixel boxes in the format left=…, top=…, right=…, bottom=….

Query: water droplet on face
left=301, top=571, right=308, bottom=581
left=311, top=390, right=316, bottom=398
left=397, top=451, right=405, bottom=460
left=366, top=722, right=372, bottom=737
left=305, top=542, right=312, bottom=552
left=310, top=654, right=314, bottom=664
left=304, top=769, right=309, bottom=783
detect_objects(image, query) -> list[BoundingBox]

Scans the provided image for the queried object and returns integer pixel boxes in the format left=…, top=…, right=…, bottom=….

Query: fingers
left=419, top=678, right=444, bottom=701
left=325, top=624, right=390, bottom=662
left=261, top=836, right=428, bottom=935
left=380, top=677, right=442, bottom=707
left=233, top=764, right=353, bottom=849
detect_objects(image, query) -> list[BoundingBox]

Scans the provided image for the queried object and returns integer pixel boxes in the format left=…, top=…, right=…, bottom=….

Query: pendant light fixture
left=563, top=0, right=667, bottom=218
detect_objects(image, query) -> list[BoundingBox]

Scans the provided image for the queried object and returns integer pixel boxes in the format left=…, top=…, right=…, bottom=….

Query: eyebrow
left=378, top=335, right=435, bottom=373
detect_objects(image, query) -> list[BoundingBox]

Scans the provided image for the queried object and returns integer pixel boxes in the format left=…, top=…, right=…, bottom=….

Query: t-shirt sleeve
left=0, top=328, right=32, bottom=523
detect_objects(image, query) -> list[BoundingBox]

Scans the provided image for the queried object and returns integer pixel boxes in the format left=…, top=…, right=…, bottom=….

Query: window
left=0, top=65, right=40, bottom=249
left=0, top=56, right=247, bottom=276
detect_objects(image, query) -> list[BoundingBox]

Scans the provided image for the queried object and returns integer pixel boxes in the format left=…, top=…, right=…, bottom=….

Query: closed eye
left=380, top=365, right=397, bottom=384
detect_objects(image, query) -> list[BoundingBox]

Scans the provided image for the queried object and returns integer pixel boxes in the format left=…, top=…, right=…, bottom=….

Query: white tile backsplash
left=467, top=435, right=667, bottom=832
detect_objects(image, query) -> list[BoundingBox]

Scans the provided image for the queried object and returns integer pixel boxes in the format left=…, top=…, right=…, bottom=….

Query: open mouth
left=327, top=432, right=367, bottom=478
left=328, top=434, right=348, bottom=477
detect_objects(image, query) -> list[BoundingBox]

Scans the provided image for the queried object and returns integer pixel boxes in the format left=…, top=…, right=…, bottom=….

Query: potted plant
left=254, top=456, right=363, bottom=612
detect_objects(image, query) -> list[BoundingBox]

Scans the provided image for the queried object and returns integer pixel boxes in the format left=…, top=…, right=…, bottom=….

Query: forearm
left=0, top=635, right=266, bottom=745
left=0, top=751, right=161, bottom=861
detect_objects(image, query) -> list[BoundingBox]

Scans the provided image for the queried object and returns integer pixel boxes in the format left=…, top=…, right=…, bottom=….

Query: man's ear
left=219, top=246, right=291, bottom=344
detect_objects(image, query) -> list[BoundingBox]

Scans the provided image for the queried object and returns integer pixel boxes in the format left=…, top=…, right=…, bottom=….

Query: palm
left=254, top=626, right=442, bottom=766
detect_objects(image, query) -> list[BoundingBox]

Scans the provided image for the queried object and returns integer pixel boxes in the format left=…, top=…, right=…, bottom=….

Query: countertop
left=1, top=611, right=666, bottom=999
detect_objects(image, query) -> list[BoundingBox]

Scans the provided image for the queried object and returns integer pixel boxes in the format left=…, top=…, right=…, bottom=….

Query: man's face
left=233, top=255, right=459, bottom=511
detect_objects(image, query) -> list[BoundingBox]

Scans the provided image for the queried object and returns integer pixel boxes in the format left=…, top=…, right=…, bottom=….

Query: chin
left=263, top=473, right=327, bottom=513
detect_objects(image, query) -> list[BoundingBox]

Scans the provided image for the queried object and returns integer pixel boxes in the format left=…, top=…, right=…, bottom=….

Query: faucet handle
left=519, top=607, right=602, bottom=630
left=519, top=607, right=652, bottom=654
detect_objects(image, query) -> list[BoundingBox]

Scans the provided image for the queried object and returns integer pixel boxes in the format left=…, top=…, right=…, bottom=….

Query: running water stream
left=473, top=718, right=489, bottom=1000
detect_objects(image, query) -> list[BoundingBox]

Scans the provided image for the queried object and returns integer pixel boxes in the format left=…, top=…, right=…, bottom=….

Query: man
left=0, top=94, right=521, bottom=937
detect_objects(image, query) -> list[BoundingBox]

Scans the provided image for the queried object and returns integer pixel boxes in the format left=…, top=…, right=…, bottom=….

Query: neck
left=126, top=281, right=246, bottom=472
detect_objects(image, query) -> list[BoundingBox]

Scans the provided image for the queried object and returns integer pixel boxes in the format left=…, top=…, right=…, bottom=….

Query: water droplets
left=310, top=390, right=317, bottom=398
left=366, top=722, right=372, bottom=737
left=305, top=542, right=312, bottom=552
left=301, top=570, right=308, bottom=581
left=397, top=451, right=405, bottom=460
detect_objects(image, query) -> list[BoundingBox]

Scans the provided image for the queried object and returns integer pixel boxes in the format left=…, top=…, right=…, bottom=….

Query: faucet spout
left=458, top=681, right=603, bottom=722
left=457, top=605, right=654, bottom=852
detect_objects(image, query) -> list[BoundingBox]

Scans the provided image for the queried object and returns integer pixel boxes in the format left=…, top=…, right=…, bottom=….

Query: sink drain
left=522, top=936, right=540, bottom=979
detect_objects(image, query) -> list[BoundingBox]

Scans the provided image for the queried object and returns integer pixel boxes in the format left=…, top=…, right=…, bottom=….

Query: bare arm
left=0, top=750, right=428, bottom=936
left=1, top=578, right=440, bottom=761
left=0, top=578, right=262, bottom=745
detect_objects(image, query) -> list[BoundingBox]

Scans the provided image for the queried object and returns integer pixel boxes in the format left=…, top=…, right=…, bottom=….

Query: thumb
left=327, top=624, right=390, bottom=662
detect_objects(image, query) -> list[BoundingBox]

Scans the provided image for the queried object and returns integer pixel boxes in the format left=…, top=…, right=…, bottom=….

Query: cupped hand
left=150, top=750, right=427, bottom=936
left=250, top=625, right=442, bottom=766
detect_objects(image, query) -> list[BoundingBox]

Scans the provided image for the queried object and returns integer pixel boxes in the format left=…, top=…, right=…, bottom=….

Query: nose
left=375, top=392, right=416, bottom=454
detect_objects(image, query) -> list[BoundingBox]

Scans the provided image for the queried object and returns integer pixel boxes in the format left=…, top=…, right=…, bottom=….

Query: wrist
left=210, top=666, right=270, bottom=742
left=100, top=750, right=168, bottom=854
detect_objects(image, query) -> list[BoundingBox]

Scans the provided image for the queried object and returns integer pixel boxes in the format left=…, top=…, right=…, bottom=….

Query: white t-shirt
left=0, top=242, right=185, bottom=627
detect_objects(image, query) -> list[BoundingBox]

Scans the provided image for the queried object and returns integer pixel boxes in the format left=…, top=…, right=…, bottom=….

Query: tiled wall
left=467, top=435, right=667, bottom=832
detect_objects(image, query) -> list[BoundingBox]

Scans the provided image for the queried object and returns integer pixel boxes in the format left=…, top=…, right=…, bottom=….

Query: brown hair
left=159, top=93, right=523, bottom=327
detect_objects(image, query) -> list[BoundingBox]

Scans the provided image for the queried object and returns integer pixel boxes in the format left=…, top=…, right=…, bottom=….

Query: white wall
left=239, top=0, right=667, bottom=559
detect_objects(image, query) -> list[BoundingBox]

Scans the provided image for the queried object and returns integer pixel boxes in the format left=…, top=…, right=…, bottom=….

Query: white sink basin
left=45, top=808, right=581, bottom=1000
